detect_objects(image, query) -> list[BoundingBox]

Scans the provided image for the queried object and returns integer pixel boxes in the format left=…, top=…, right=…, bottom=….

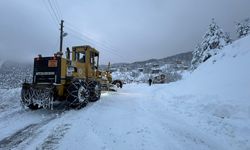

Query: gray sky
left=0, top=0, right=249, bottom=64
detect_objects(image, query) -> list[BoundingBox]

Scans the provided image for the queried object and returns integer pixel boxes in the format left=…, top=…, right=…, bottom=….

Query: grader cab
left=21, top=45, right=102, bottom=110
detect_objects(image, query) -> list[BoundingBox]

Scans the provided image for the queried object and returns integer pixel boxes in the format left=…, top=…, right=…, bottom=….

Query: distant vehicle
left=138, top=68, right=144, bottom=72
left=150, top=67, right=165, bottom=84
left=152, top=74, right=166, bottom=84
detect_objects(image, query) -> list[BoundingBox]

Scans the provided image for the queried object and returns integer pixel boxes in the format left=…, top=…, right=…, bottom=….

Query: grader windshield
left=91, top=52, right=99, bottom=69
left=72, top=45, right=99, bottom=78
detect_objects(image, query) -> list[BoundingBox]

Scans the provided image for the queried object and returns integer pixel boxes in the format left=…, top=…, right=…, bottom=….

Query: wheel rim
left=95, top=84, right=100, bottom=94
left=116, top=82, right=121, bottom=88
left=78, top=86, right=88, bottom=103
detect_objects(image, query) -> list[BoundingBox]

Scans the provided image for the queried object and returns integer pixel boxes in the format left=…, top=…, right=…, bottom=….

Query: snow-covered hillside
left=182, top=35, right=250, bottom=99
left=0, top=62, right=32, bottom=89
left=0, top=35, right=249, bottom=150
left=109, top=52, right=192, bottom=83
left=156, top=35, right=250, bottom=149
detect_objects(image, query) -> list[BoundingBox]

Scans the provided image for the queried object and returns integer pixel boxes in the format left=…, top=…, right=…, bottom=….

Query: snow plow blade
left=21, top=83, right=55, bottom=110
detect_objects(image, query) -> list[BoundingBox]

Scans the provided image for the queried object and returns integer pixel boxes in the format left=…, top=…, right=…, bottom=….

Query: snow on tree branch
left=191, top=19, right=230, bottom=70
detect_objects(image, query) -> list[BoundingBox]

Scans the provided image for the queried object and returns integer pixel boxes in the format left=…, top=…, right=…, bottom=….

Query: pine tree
left=191, top=19, right=228, bottom=70
left=236, top=18, right=250, bottom=38
left=191, top=44, right=202, bottom=70
left=224, top=32, right=232, bottom=44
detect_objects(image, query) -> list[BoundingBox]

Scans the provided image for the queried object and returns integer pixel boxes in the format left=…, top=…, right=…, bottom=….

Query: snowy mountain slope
left=157, top=35, right=250, bottom=149
left=181, top=35, right=250, bottom=99
left=0, top=62, right=33, bottom=89
left=105, top=52, right=192, bottom=83
left=0, top=36, right=249, bottom=150
left=101, top=51, right=192, bottom=70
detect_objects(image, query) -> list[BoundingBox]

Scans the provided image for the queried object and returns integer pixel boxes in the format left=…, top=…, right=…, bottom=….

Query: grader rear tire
left=88, top=81, right=101, bottom=102
left=21, top=86, right=39, bottom=110
left=28, top=104, right=39, bottom=110
left=66, top=79, right=90, bottom=109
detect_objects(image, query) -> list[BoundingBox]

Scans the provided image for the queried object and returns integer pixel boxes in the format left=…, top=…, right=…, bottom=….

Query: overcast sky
left=0, top=0, right=249, bottom=64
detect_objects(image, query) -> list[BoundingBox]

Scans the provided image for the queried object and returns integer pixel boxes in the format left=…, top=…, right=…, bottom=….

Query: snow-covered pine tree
left=191, top=19, right=228, bottom=70
left=224, top=32, right=232, bottom=44
left=236, top=18, right=250, bottom=38
left=191, top=44, right=203, bottom=70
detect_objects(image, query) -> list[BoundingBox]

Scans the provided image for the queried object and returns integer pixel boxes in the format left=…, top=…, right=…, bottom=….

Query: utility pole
left=59, top=20, right=64, bottom=53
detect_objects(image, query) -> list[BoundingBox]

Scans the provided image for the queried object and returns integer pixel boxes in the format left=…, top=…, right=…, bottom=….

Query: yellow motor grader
left=21, top=45, right=102, bottom=110
left=21, top=20, right=123, bottom=110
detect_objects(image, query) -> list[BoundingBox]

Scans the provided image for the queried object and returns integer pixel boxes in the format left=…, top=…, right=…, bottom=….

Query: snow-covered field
left=0, top=36, right=249, bottom=150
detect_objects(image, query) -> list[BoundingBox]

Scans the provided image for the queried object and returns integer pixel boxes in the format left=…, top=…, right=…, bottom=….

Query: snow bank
left=182, top=35, right=250, bottom=100
left=172, top=35, right=250, bottom=122
left=171, top=35, right=250, bottom=119
left=152, top=35, right=250, bottom=149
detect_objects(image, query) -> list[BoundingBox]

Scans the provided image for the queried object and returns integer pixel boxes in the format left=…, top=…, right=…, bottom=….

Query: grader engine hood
left=33, top=57, right=61, bottom=84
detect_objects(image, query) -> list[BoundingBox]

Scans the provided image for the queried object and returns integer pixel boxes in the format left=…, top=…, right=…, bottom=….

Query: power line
left=65, top=22, right=120, bottom=52
left=64, top=22, right=136, bottom=61
left=42, top=0, right=58, bottom=28
left=66, top=33, right=112, bottom=57
left=47, top=0, right=60, bottom=23
left=41, top=0, right=129, bottom=61
left=65, top=26, right=124, bottom=58
left=64, top=23, right=126, bottom=58
left=65, top=26, right=126, bottom=59
left=65, top=31, right=117, bottom=60
left=42, top=0, right=61, bottom=50
left=66, top=30, right=122, bottom=58
left=53, top=0, right=63, bottom=19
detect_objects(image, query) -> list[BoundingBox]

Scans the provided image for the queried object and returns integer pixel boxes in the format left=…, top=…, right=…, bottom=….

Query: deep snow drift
left=0, top=35, right=249, bottom=150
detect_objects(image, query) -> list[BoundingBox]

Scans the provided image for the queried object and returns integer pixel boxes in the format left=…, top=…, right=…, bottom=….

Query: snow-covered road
left=0, top=83, right=249, bottom=150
